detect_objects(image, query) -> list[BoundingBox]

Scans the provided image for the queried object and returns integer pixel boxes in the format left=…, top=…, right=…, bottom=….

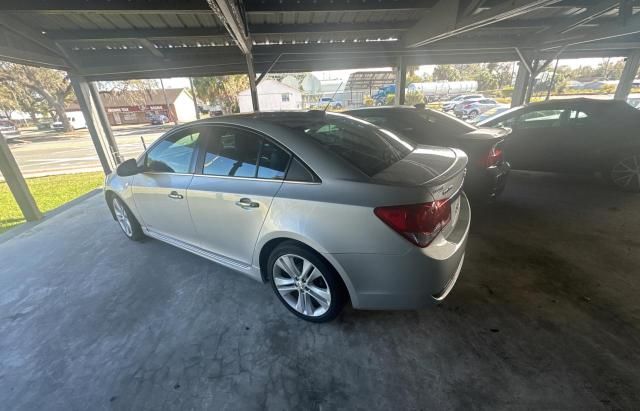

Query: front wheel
left=607, top=152, right=640, bottom=192
left=111, top=196, right=145, bottom=240
left=268, top=243, right=346, bottom=322
left=467, top=110, right=479, bottom=119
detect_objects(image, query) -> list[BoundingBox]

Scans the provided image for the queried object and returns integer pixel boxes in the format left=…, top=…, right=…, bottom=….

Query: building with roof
left=67, top=88, right=197, bottom=125
left=238, top=80, right=302, bottom=113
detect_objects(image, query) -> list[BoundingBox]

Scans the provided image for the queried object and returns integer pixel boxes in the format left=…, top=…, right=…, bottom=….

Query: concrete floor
left=1, top=171, right=639, bottom=410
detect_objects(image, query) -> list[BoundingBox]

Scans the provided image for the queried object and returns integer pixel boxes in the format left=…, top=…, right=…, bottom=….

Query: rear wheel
left=467, top=110, right=479, bottom=119
left=607, top=152, right=640, bottom=192
left=268, top=242, right=346, bottom=322
left=111, top=196, right=144, bottom=240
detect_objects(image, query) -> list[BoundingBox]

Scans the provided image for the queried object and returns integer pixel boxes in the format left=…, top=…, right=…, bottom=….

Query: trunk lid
left=459, top=127, right=509, bottom=142
left=372, top=144, right=467, bottom=199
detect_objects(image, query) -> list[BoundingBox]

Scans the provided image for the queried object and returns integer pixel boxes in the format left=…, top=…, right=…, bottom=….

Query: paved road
left=2, top=124, right=172, bottom=180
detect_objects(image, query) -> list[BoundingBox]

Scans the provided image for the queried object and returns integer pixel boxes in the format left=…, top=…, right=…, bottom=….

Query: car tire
left=111, top=196, right=145, bottom=241
left=335, top=103, right=342, bottom=109
left=268, top=242, right=346, bottom=322
left=606, top=152, right=640, bottom=192
left=467, top=110, right=479, bottom=119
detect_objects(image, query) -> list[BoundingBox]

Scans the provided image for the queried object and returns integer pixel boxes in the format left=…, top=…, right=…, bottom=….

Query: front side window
left=145, top=129, right=200, bottom=173
left=202, top=127, right=291, bottom=179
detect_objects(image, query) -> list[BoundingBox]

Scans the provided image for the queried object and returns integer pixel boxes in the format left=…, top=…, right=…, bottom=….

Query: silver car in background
left=454, top=98, right=500, bottom=120
left=105, top=112, right=470, bottom=322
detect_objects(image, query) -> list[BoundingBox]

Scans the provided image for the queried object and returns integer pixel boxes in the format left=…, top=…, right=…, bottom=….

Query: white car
left=0, top=119, right=20, bottom=139
left=441, top=94, right=484, bottom=112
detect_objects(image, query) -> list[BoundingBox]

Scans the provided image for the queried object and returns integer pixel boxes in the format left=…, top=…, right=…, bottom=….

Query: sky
left=161, top=57, right=625, bottom=89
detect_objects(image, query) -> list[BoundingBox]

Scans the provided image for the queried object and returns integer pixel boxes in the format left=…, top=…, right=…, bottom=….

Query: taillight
left=483, top=142, right=504, bottom=168
left=374, top=200, right=452, bottom=248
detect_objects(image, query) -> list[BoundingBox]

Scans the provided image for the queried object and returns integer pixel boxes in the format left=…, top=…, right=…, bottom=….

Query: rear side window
left=286, top=157, right=318, bottom=182
left=202, top=126, right=291, bottom=180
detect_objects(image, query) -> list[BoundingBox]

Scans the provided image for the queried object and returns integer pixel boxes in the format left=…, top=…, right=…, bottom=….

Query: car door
left=186, top=125, right=291, bottom=266
left=131, top=126, right=203, bottom=243
left=547, top=106, right=601, bottom=172
left=499, top=107, right=570, bottom=171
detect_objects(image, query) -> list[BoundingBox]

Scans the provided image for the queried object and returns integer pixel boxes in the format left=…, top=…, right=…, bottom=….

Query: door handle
left=168, top=191, right=184, bottom=200
left=235, top=197, right=259, bottom=208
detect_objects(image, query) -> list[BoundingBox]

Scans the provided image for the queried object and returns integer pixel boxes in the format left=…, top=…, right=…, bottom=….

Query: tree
left=97, top=79, right=159, bottom=105
left=0, top=83, right=19, bottom=119
left=192, top=75, right=249, bottom=113
left=0, top=63, right=74, bottom=131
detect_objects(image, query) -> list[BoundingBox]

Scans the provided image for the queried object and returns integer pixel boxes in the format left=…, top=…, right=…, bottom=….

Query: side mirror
left=116, top=158, right=142, bottom=177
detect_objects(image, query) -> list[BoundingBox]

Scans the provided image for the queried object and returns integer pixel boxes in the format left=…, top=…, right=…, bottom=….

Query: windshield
left=263, top=113, right=414, bottom=176
left=476, top=105, right=523, bottom=126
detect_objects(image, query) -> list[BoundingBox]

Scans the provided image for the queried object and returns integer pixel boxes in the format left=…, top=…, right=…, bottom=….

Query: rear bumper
left=329, top=193, right=471, bottom=310
left=465, top=161, right=511, bottom=199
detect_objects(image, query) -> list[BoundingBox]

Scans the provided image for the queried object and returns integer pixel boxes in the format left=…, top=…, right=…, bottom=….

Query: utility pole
left=189, top=77, right=201, bottom=120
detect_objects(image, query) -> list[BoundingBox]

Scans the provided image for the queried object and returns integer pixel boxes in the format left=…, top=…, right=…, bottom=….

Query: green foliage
left=405, top=90, right=425, bottom=105
left=500, top=87, right=514, bottom=98
left=432, top=63, right=515, bottom=91
left=0, top=63, right=74, bottom=130
left=192, top=75, right=249, bottom=113
left=381, top=91, right=424, bottom=106
left=363, top=95, right=374, bottom=107
left=0, top=172, right=104, bottom=233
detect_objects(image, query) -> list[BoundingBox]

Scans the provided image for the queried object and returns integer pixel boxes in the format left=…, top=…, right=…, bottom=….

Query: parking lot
left=1, top=170, right=638, bottom=409
left=2, top=124, right=168, bottom=179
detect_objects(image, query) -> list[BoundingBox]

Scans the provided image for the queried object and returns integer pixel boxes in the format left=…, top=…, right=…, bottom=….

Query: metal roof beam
left=207, top=0, right=251, bottom=55
left=48, top=28, right=229, bottom=41
left=0, top=15, right=66, bottom=58
left=542, top=12, right=640, bottom=49
left=539, top=0, right=620, bottom=36
left=0, top=46, right=68, bottom=69
left=404, top=0, right=562, bottom=48
left=0, top=0, right=211, bottom=12
left=47, top=22, right=415, bottom=43
left=244, top=0, right=428, bottom=12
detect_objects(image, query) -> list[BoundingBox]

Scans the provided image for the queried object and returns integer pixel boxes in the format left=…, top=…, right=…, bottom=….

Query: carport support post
left=394, top=56, right=407, bottom=106
left=511, top=61, right=531, bottom=107
left=614, top=50, right=640, bottom=101
left=69, top=75, right=117, bottom=174
left=246, top=54, right=260, bottom=111
left=0, top=135, right=43, bottom=221
left=88, top=82, right=121, bottom=163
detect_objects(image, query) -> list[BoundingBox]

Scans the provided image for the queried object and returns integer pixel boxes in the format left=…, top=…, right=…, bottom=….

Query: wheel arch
left=256, top=235, right=357, bottom=306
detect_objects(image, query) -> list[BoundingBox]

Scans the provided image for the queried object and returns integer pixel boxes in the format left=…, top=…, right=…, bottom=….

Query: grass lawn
left=0, top=172, right=104, bottom=234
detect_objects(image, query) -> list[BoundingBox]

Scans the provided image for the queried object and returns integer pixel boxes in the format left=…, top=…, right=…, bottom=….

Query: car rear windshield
left=264, top=113, right=414, bottom=176
left=415, top=109, right=475, bottom=134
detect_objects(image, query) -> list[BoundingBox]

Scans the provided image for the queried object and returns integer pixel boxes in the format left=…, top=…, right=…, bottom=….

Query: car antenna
left=323, top=81, right=343, bottom=112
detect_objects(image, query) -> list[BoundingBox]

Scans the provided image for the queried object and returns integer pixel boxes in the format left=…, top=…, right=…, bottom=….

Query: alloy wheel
left=273, top=254, right=332, bottom=317
left=112, top=198, right=133, bottom=237
left=611, top=154, right=640, bottom=191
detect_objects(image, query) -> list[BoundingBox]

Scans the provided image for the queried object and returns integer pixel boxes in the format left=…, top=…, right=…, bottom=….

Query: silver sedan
left=105, top=112, right=470, bottom=322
